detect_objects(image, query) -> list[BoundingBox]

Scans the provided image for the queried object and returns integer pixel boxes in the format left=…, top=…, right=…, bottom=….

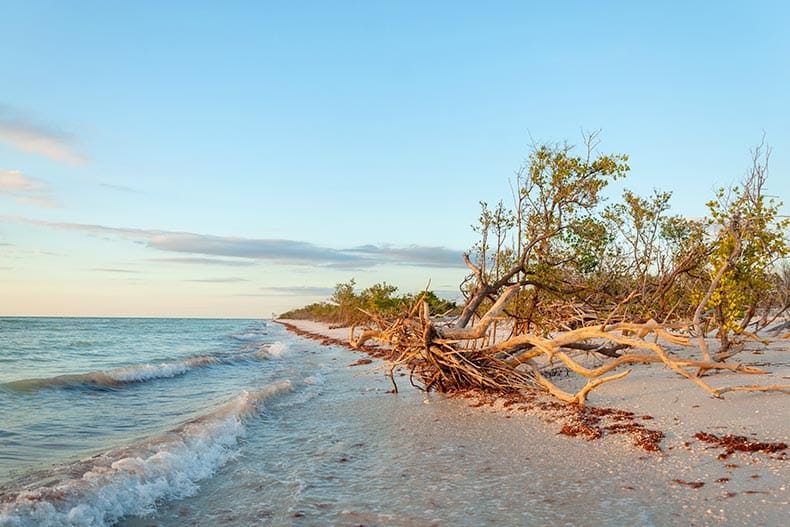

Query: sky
left=1, top=1, right=789, bottom=318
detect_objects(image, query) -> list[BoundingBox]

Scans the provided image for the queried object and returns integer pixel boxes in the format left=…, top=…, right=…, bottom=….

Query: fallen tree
left=350, top=289, right=790, bottom=405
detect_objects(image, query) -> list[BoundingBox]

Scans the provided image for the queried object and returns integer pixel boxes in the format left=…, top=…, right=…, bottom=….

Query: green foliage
left=360, top=282, right=400, bottom=314
left=471, top=200, right=515, bottom=282
left=466, top=134, right=631, bottom=329
left=279, top=279, right=458, bottom=325
left=563, top=216, right=612, bottom=275
left=464, top=135, right=788, bottom=341
left=276, top=301, right=337, bottom=321
left=698, top=148, right=790, bottom=342
left=331, top=278, right=357, bottom=322
left=603, top=189, right=672, bottom=277
left=403, top=290, right=458, bottom=315
left=520, top=140, right=629, bottom=267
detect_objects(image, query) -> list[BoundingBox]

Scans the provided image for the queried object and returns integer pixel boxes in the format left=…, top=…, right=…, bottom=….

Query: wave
left=0, top=380, right=292, bottom=527
left=2, top=356, right=224, bottom=392
left=229, top=328, right=268, bottom=342
left=266, top=341, right=288, bottom=358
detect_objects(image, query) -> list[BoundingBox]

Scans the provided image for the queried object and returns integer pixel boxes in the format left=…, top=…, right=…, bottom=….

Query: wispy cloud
left=92, top=267, right=139, bottom=274
left=0, top=170, right=59, bottom=208
left=350, top=244, right=464, bottom=268
left=3, top=216, right=465, bottom=270
left=150, top=257, right=257, bottom=267
left=0, top=244, right=59, bottom=257
left=0, top=106, right=86, bottom=165
left=98, top=182, right=144, bottom=194
left=148, top=233, right=362, bottom=265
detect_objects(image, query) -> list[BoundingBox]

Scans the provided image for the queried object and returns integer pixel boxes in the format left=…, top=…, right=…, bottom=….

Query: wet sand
left=279, top=319, right=789, bottom=526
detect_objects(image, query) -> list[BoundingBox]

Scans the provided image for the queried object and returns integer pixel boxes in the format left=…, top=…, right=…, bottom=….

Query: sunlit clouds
left=0, top=170, right=58, bottom=208
left=149, top=257, right=257, bottom=267
left=0, top=107, right=86, bottom=165
left=3, top=216, right=466, bottom=270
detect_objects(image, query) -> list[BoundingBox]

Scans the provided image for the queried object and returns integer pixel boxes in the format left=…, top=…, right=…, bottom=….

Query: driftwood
left=350, top=289, right=790, bottom=405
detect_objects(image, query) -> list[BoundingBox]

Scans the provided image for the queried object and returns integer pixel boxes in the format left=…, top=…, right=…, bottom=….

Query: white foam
left=230, top=330, right=267, bottom=342
left=106, top=356, right=220, bottom=383
left=303, top=373, right=324, bottom=386
left=4, top=356, right=226, bottom=392
left=266, top=342, right=289, bottom=358
left=0, top=381, right=292, bottom=527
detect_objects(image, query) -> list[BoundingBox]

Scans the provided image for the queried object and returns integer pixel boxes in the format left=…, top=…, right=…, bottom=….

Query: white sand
left=279, top=318, right=789, bottom=525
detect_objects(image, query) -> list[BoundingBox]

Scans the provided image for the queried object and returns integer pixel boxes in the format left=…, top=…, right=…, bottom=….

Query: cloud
left=150, top=257, right=257, bottom=267
left=92, top=268, right=139, bottom=273
left=349, top=244, right=464, bottom=268
left=98, top=182, right=144, bottom=194
left=0, top=106, right=86, bottom=165
left=0, top=170, right=59, bottom=208
left=3, top=216, right=465, bottom=270
left=3, top=217, right=169, bottom=240
left=147, top=232, right=363, bottom=265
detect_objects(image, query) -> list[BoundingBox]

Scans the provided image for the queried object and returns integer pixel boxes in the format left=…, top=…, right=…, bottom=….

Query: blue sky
left=1, top=1, right=788, bottom=317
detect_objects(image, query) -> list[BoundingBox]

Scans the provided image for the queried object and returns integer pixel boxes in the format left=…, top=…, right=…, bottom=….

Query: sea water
left=0, top=317, right=688, bottom=526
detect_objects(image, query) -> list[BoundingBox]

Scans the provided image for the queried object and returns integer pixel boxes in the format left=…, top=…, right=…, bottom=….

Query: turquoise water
left=2, top=317, right=756, bottom=526
left=0, top=318, right=276, bottom=481
left=0, top=318, right=297, bottom=525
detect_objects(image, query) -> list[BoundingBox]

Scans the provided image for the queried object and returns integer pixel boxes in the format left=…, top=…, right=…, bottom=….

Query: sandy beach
left=279, top=318, right=789, bottom=526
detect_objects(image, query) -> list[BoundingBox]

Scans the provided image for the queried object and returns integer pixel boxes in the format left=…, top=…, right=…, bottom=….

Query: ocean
left=1, top=317, right=695, bottom=526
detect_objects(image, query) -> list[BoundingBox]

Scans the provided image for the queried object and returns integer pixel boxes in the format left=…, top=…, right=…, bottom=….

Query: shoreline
left=277, top=317, right=789, bottom=519
left=276, top=318, right=788, bottom=453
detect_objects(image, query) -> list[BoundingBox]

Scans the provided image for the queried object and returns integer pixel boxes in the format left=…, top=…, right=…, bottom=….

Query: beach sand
left=279, top=319, right=789, bottom=526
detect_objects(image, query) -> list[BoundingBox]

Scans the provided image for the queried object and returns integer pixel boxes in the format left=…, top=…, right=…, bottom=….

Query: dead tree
left=351, top=286, right=789, bottom=405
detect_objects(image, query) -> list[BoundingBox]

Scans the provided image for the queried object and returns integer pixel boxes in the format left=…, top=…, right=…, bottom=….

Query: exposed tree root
left=349, top=294, right=789, bottom=405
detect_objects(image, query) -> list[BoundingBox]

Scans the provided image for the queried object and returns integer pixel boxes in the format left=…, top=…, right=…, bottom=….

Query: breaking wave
left=0, top=380, right=292, bottom=527
left=229, top=327, right=268, bottom=342
left=265, top=342, right=289, bottom=358
left=3, top=356, right=224, bottom=392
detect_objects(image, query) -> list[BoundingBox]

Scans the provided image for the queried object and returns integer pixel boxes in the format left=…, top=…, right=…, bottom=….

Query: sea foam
left=266, top=342, right=289, bottom=358
left=0, top=380, right=292, bottom=527
left=107, top=356, right=221, bottom=383
left=3, top=356, right=223, bottom=392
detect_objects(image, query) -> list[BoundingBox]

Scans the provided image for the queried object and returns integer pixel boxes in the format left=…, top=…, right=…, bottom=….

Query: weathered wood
left=437, top=284, right=524, bottom=340
left=348, top=283, right=787, bottom=405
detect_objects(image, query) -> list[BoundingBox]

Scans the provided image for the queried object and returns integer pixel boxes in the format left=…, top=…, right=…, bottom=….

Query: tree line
left=278, top=279, right=457, bottom=325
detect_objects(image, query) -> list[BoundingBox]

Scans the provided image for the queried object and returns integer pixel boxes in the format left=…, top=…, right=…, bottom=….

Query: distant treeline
left=278, top=279, right=458, bottom=325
